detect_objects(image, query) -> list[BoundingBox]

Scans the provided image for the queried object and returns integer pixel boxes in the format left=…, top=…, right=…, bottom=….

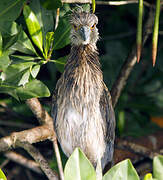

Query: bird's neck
left=65, top=44, right=102, bottom=74
left=62, top=44, right=103, bottom=97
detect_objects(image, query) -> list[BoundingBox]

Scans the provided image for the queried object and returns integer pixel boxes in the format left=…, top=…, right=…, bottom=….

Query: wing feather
left=100, top=83, right=116, bottom=168
left=51, top=89, right=58, bottom=127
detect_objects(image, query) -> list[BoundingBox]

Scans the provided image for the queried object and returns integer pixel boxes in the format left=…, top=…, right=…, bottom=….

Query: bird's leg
left=96, top=159, right=103, bottom=180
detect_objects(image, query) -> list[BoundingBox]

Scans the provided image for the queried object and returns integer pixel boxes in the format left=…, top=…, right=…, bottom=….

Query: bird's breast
left=56, top=103, right=106, bottom=164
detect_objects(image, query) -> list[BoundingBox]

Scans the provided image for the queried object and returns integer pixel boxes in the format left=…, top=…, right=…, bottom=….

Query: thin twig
left=4, top=151, right=42, bottom=174
left=111, top=8, right=155, bottom=107
left=0, top=120, right=34, bottom=129
left=25, top=170, right=35, bottom=180
left=20, top=143, right=58, bottom=180
left=52, top=135, right=65, bottom=180
left=0, top=159, right=10, bottom=169
left=136, top=162, right=152, bottom=178
left=6, top=166, right=21, bottom=180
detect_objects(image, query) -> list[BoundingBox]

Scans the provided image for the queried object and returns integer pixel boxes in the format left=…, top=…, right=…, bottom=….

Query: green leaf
left=3, top=31, right=20, bottom=51
left=0, top=79, right=50, bottom=100
left=16, top=79, right=50, bottom=100
left=11, top=55, right=42, bottom=61
left=0, top=51, right=11, bottom=71
left=0, top=0, right=26, bottom=22
left=23, top=5, right=43, bottom=53
left=103, top=159, right=140, bottom=180
left=18, top=69, right=30, bottom=86
left=12, top=30, right=37, bottom=55
left=64, top=148, right=96, bottom=180
left=54, top=18, right=71, bottom=50
left=0, top=21, right=36, bottom=55
left=0, top=32, right=2, bottom=56
left=0, top=83, right=18, bottom=99
left=31, top=65, right=40, bottom=78
left=152, top=0, right=160, bottom=66
left=50, top=56, right=67, bottom=73
left=45, top=32, right=54, bottom=58
left=0, top=21, right=19, bottom=37
left=40, top=0, right=62, bottom=10
left=2, top=62, right=36, bottom=85
left=0, top=168, right=7, bottom=180
left=143, top=173, right=154, bottom=180
left=153, top=155, right=163, bottom=180
left=29, top=0, right=54, bottom=40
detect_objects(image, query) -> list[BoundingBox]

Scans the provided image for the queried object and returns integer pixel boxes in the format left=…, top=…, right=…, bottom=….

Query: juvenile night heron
left=52, top=7, right=115, bottom=178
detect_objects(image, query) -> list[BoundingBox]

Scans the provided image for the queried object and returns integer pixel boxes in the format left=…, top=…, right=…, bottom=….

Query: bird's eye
left=73, top=24, right=78, bottom=30
left=90, top=23, right=96, bottom=30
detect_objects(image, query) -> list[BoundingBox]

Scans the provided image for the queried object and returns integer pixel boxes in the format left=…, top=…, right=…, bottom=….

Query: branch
left=61, top=0, right=151, bottom=7
left=0, top=120, right=60, bottom=179
left=114, top=130, right=163, bottom=164
left=111, top=8, right=155, bottom=107
left=0, top=125, right=53, bottom=152
left=26, top=98, right=52, bottom=125
left=20, top=143, right=58, bottom=180
left=4, top=151, right=42, bottom=174
left=116, top=140, right=160, bottom=159
left=26, top=98, right=64, bottom=179
left=0, top=124, right=58, bottom=179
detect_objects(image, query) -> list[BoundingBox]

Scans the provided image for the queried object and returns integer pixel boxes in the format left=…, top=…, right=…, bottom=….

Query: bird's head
left=70, top=8, right=99, bottom=47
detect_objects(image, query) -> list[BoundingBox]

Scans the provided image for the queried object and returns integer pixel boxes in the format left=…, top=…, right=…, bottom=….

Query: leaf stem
left=92, top=0, right=96, bottom=13
left=152, top=0, right=160, bottom=67
left=136, top=0, right=143, bottom=63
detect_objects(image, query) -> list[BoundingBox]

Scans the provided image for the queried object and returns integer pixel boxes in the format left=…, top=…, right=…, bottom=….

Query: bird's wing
left=100, top=83, right=116, bottom=167
left=51, top=88, right=58, bottom=126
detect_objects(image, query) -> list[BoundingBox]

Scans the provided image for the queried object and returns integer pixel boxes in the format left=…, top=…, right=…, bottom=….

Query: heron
left=52, top=7, right=115, bottom=179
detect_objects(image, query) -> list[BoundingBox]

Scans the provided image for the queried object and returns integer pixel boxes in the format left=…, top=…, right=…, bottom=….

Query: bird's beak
left=79, top=26, right=91, bottom=43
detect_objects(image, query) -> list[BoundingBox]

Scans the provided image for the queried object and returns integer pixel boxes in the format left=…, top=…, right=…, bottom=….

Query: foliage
left=0, top=169, right=7, bottom=180
left=153, top=155, right=163, bottom=180
left=103, top=159, right=139, bottom=180
left=64, top=148, right=96, bottom=180
left=0, top=148, right=163, bottom=179
left=152, top=0, right=161, bottom=66
left=0, top=0, right=69, bottom=100
left=63, top=148, right=163, bottom=180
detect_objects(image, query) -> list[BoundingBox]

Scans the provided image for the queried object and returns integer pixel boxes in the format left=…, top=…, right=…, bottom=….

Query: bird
left=51, top=7, right=115, bottom=179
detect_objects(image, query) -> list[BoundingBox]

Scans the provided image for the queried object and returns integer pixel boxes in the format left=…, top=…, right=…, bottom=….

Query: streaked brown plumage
left=52, top=8, right=115, bottom=176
